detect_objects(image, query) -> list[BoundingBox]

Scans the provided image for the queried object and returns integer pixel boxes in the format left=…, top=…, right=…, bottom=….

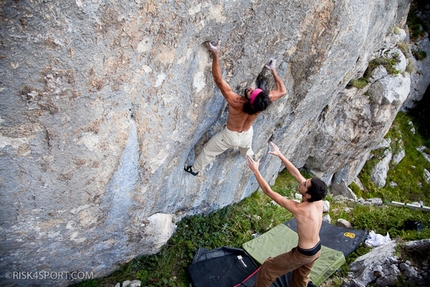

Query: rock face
left=345, top=240, right=430, bottom=287
left=402, top=7, right=430, bottom=111
left=1, top=0, right=428, bottom=285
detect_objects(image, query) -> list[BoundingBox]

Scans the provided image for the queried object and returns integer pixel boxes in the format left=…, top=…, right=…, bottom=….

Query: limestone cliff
left=1, top=0, right=428, bottom=285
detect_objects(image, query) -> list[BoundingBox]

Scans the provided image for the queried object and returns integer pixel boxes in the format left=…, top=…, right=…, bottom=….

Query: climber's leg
left=192, top=127, right=235, bottom=173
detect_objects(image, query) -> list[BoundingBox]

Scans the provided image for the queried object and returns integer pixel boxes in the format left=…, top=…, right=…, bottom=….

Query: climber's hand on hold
left=205, top=40, right=221, bottom=55
left=265, top=58, right=277, bottom=72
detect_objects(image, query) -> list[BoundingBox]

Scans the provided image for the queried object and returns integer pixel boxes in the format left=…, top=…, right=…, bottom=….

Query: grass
left=355, top=112, right=430, bottom=206
left=329, top=202, right=430, bottom=241
left=347, top=78, right=368, bottom=89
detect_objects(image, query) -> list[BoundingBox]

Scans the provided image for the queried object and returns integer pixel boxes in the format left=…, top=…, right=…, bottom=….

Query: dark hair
left=242, top=90, right=271, bottom=115
left=307, top=177, right=328, bottom=202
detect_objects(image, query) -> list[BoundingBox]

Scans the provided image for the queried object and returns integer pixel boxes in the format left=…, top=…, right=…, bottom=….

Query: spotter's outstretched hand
left=268, top=142, right=282, bottom=157
left=246, top=155, right=260, bottom=173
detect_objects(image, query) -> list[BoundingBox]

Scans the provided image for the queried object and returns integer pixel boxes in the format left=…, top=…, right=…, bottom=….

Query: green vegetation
left=347, top=78, right=368, bottom=89
left=365, top=57, right=400, bottom=77
left=412, top=49, right=427, bottom=61
left=330, top=202, right=430, bottom=241
left=407, top=2, right=429, bottom=43
left=347, top=56, right=401, bottom=89
left=355, top=112, right=430, bottom=206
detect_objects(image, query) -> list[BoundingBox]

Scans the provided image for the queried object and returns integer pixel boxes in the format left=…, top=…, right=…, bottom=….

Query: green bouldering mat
left=242, top=224, right=346, bottom=286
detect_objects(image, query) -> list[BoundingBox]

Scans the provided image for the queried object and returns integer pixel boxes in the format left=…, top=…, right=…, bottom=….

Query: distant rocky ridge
left=1, top=0, right=430, bottom=286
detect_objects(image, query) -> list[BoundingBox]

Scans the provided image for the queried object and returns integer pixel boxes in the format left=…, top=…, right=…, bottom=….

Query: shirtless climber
left=246, top=142, right=328, bottom=287
left=184, top=40, right=287, bottom=176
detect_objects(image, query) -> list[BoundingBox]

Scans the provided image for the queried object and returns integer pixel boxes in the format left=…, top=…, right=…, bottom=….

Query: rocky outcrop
left=325, top=45, right=413, bottom=196
left=344, top=240, right=430, bottom=287
left=1, top=0, right=429, bottom=285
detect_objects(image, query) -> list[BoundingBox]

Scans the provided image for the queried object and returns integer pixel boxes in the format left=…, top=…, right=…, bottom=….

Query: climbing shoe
left=184, top=165, right=199, bottom=176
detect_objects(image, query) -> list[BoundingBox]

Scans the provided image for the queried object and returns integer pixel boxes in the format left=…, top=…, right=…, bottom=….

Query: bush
left=412, top=49, right=427, bottom=61
left=348, top=56, right=400, bottom=90
left=347, top=78, right=368, bottom=89
left=407, top=11, right=428, bottom=42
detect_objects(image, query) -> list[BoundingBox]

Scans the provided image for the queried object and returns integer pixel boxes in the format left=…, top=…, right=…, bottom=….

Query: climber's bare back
left=225, top=94, right=260, bottom=132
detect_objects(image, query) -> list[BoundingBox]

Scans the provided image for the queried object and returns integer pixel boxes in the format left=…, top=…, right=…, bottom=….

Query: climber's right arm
left=206, top=41, right=241, bottom=106
left=267, top=60, right=287, bottom=102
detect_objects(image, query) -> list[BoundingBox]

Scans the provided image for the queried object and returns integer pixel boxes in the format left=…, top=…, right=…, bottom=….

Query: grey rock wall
left=346, top=240, right=430, bottom=287
left=403, top=4, right=430, bottom=110
left=1, top=0, right=426, bottom=285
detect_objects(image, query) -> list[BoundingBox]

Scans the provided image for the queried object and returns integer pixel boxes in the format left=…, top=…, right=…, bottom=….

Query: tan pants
left=194, top=126, right=254, bottom=173
left=254, top=247, right=321, bottom=287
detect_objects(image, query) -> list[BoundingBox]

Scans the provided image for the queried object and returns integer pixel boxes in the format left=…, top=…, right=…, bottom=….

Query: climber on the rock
left=184, top=40, right=287, bottom=176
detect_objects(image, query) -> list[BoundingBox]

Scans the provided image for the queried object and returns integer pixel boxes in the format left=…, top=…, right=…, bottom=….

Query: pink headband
left=250, top=88, right=263, bottom=106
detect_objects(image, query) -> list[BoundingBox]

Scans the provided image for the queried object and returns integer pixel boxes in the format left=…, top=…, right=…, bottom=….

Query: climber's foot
left=184, top=165, right=199, bottom=176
